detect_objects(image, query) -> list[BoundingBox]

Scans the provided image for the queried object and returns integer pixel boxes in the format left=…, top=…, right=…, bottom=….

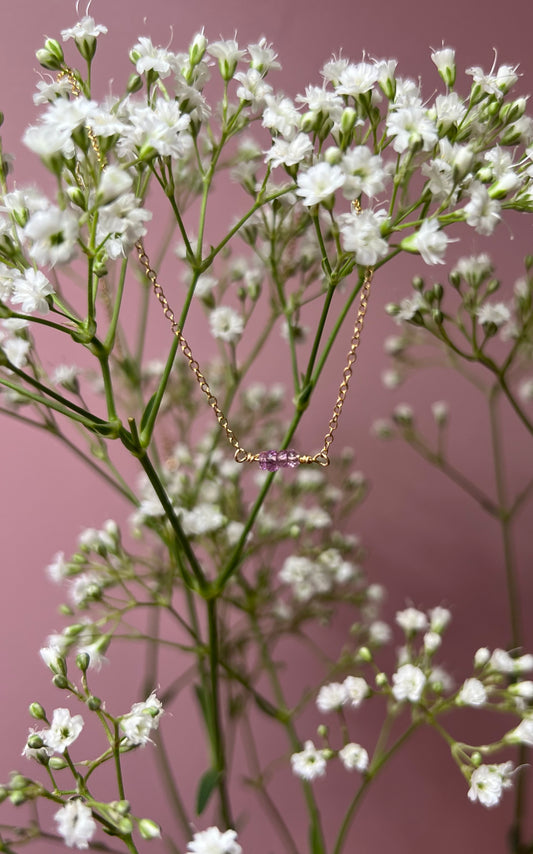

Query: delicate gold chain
left=136, top=239, right=373, bottom=468
left=60, top=66, right=374, bottom=470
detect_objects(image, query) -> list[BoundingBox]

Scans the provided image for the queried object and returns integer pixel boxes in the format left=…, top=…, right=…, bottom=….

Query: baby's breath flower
left=120, top=691, right=163, bottom=747
left=339, top=742, right=369, bottom=772
left=452, top=253, right=493, bottom=285
left=11, top=268, right=53, bottom=314
left=474, top=647, right=491, bottom=668
left=296, top=162, right=345, bottom=207
left=490, top=649, right=533, bottom=674
left=54, top=800, right=96, bottom=850
left=46, top=551, right=69, bottom=584
left=507, top=679, right=533, bottom=700
left=369, top=620, right=392, bottom=644
left=476, top=302, right=511, bottom=328
left=343, top=675, right=369, bottom=707
left=428, top=606, right=452, bottom=632
left=180, top=504, right=226, bottom=536
left=431, top=401, right=449, bottom=425
left=23, top=207, right=78, bottom=267
left=209, top=306, right=244, bottom=343
left=506, top=718, right=533, bottom=746
left=382, top=368, right=402, bottom=389
left=392, top=663, right=426, bottom=703
left=248, top=38, right=280, bottom=73
left=187, top=826, right=242, bottom=854
left=42, top=708, right=84, bottom=753
left=291, top=740, right=327, bottom=781
left=394, top=293, right=425, bottom=323
left=130, top=37, right=176, bottom=77
left=61, top=17, right=108, bottom=42
left=431, top=46, right=456, bottom=87
left=457, top=678, right=487, bottom=707
left=386, top=103, right=438, bottom=153
left=338, top=208, right=389, bottom=266
left=409, top=218, right=456, bottom=265
left=208, top=39, right=246, bottom=80
left=423, top=631, right=441, bottom=653
left=265, top=134, right=313, bottom=169
left=464, top=183, right=501, bottom=235
left=396, top=607, right=428, bottom=633
left=518, top=378, right=533, bottom=403
left=316, top=682, right=347, bottom=712
left=262, top=93, right=300, bottom=137
left=467, top=762, right=514, bottom=808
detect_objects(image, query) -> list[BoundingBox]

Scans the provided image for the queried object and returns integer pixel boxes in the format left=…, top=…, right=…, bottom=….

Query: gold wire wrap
left=60, top=64, right=374, bottom=468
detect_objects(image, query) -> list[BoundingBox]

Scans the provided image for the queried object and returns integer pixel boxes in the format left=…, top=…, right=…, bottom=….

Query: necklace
left=136, top=238, right=373, bottom=471
left=59, top=66, right=374, bottom=471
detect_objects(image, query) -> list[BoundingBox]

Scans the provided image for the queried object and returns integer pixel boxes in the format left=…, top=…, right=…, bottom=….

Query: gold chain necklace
left=136, top=242, right=373, bottom=470
left=59, top=66, right=374, bottom=471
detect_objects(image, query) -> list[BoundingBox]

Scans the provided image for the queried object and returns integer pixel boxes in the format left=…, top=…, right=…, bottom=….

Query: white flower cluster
left=187, top=826, right=242, bottom=854
left=279, top=548, right=358, bottom=601
left=23, top=707, right=84, bottom=759
left=119, top=691, right=163, bottom=747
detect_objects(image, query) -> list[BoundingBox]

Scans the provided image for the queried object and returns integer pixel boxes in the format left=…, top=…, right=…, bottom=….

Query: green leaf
left=140, top=392, right=157, bottom=434
left=196, top=768, right=220, bottom=815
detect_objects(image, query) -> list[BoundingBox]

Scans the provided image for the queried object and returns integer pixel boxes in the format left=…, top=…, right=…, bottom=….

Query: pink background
left=1, top=0, right=533, bottom=852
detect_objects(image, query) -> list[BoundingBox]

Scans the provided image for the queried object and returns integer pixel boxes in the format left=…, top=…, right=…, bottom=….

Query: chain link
left=135, top=241, right=253, bottom=460
left=319, top=268, right=373, bottom=459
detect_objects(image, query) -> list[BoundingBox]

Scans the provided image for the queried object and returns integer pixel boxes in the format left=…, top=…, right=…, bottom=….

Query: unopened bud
left=127, top=73, right=143, bottom=94
left=76, top=652, right=90, bottom=672
left=29, top=702, right=47, bottom=721
left=36, top=39, right=64, bottom=70
left=138, top=818, right=162, bottom=840
left=189, top=32, right=207, bottom=66
left=49, top=756, right=68, bottom=770
left=356, top=646, right=372, bottom=663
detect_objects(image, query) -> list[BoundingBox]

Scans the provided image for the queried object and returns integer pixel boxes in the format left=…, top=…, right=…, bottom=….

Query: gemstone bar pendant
left=258, top=449, right=300, bottom=472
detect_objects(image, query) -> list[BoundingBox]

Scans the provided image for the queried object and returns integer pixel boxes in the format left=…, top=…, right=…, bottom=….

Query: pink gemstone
left=259, top=450, right=279, bottom=472
left=277, top=449, right=300, bottom=468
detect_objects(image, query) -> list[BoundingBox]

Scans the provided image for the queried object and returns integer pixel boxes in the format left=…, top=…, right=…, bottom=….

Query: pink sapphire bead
left=277, top=449, right=300, bottom=468
left=258, top=449, right=300, bottom=471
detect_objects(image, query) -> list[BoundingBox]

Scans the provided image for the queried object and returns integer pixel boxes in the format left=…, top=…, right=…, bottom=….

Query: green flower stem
left=203, top=185, right=296, bottom=270
left=270, top=237, right=300, bottom=391
left=207, top=597, right=234, bottom=828
left=139, top=336, right=179, bottom=447
left=96, top=351, right=118, bottom=423
left=121, top=834, right=141, bottom=854
left=488, top=385, right=523, bottom=649
left=136, top=450, right=207, bottom=592
left=134, top=215, right=177, bottom=366
left=240, top=712, right=300, bottom=854
left=2, top=310, right=79, bottom=336
left=510, top=477, right=533, bottom=518
left=0, top=373, right=111, bottom=433
left=510, top=744, right=530, bottom=854
left=402, top=430, right=499, bottom=517
left=332, top=721, right=420, bottom=854
left=112, top=721, right=126, bottom=801
left=0, top=406, right=133, bottom=506
left=103, top=258, right=128, bottom=353
left=247, top=609, right=326, bottom=854
left=307, top=251, right=400, bottom=396
left=498, top=373, right=533, bottom=438
left=153, top=727, right=192, bottom=842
